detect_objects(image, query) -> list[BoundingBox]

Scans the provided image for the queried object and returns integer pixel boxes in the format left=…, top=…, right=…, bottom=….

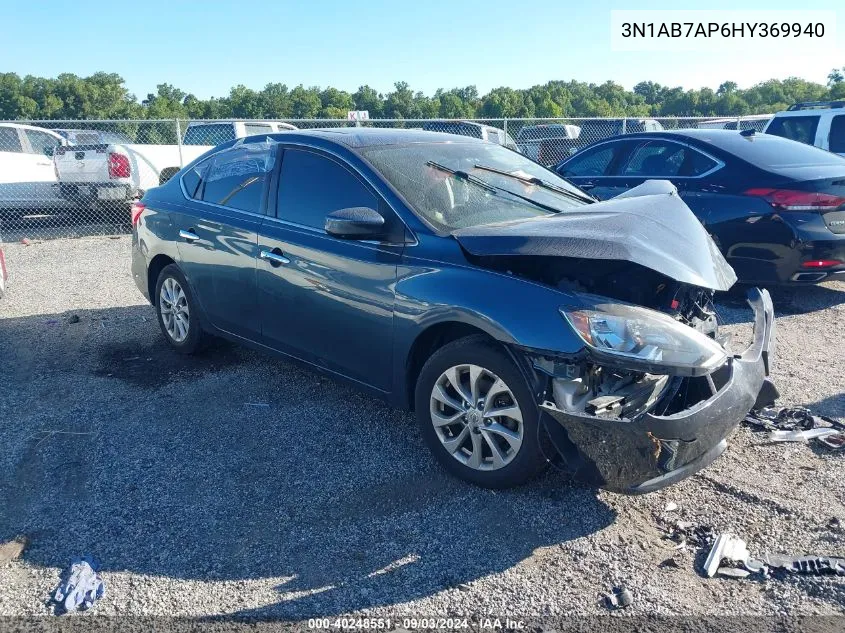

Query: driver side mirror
left=325, top=207, right=385, bottom=240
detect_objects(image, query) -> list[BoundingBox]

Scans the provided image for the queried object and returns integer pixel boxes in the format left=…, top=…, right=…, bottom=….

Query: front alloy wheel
left=430, top=364, right=524, bottom=471
left=415, top=335, right=545, bottom=488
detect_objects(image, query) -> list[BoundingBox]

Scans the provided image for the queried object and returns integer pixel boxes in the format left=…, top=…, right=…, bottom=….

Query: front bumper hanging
left=540, top=287, right=776, bottom=494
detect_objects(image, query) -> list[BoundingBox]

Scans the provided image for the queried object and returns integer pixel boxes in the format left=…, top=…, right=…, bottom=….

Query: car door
left=555, top=140, right=635, bottom=200
left=0, top=126, right=29, bottom=207
left=257, top=146, right=403, bottom=393
left=616, top=139, right=724, bottom=226
left=170, top=142, right=276, bottom=339
left=22, top=128, right=63, bottom=203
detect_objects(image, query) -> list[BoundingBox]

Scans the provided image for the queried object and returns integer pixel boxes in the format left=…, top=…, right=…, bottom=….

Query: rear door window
left=276, top=148, right=378, bottom=229
left=0, top=127, right=23, bottom=153
left=244, top=123, right=273, bottom=136
left=199, top=144, right=277, bottom=213
left=829, top=115, right=845, bottom=153
left=183, top=124, right=236, bottom=146
left=622, top=141, right=686, bottom=177
left=24, top=129, right=60, bottom=156
left=765, top=116, right=819, bottom=146
left=557, top=145, right=618, bottom=177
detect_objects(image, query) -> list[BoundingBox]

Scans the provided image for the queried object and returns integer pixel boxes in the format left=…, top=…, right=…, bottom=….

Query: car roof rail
left=786, top=101, right=845, bottom=111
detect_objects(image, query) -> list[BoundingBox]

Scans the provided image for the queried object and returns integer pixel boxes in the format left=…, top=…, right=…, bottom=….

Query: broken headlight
left=560, top=297, right=727, bottom=376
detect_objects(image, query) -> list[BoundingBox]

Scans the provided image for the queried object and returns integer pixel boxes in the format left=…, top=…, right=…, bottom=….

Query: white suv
left=763, top=101, right=845, bottom=156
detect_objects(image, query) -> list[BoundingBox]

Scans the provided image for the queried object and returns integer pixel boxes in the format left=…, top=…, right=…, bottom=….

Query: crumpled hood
left=452, top=180, right=737, bottom=291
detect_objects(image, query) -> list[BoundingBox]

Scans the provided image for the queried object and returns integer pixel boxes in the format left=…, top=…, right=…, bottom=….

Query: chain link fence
left=0, top=115, right=772, bottom=242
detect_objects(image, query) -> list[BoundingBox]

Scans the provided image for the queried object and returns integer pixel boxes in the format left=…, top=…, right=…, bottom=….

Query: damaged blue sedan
left=131, top=128, right=777, bottom=493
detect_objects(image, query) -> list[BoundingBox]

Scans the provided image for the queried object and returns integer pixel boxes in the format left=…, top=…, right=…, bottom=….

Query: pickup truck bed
left=54, top=143, right=208, bottom=209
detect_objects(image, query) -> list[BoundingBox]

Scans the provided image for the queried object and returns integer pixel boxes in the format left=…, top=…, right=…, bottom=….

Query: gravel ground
left=0, top=236, right=843, bottom=620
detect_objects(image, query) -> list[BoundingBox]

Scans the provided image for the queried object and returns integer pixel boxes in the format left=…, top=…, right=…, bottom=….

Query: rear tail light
left=107, top=152, right=131, bottom=179
left=744, top=188, right=845, bottom=211
left=802, top=259, right=842, bottom=268
left=130, top=202, right=146, bottom=227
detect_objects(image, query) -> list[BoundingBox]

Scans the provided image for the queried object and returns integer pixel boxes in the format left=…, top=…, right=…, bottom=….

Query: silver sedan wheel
left=159, top=277, right=190, bottom=343
left=430, top=364, right=524, bottom=471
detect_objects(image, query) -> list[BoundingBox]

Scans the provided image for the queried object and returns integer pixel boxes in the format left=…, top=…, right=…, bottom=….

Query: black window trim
left=567, top=137, right=724, bottom=179
left=266, top=142, right=416, bottom=246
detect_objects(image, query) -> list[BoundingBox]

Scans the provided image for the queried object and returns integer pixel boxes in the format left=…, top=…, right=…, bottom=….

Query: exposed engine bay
left=467, top=253, right=719, bottom=337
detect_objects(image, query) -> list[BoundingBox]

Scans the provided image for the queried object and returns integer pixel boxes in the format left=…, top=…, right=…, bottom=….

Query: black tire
left=154, top=264, right=204, bottom=354
left=414, top=335, right=545, bottom=489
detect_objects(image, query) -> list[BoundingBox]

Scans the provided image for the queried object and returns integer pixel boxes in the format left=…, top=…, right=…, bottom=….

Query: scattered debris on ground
left=606, top=586, right=633, bottom=609
left=656, top=513, right=715, bottom=551
left=705, top=533, right=845, bottom=581
left=744, top=406, right=845, bottom=449
left=52, top=558, right=105, bottom=614
left=67, top=314, right=80, bottom=324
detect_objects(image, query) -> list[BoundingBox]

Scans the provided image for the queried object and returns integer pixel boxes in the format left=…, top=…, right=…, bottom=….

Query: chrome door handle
left=259, top=249, right=290, bottom=266
left=179, top=229, right=199, bottom=243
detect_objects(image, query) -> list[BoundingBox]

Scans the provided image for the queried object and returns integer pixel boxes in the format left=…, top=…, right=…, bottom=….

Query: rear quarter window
left=829, top=115, right=845, bottom=153
left=765, top=116, right=819, bottom=146
left=183, top=124, right=236, bottom=146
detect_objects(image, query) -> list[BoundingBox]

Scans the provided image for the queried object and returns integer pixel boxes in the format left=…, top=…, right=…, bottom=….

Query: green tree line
left=2, top=69, right=844, bottom=121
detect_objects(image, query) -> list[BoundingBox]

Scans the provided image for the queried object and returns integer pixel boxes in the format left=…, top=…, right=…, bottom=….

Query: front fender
left=390, top=256, right=589, bottom=407
left=395, top=260, right=587, bottom=353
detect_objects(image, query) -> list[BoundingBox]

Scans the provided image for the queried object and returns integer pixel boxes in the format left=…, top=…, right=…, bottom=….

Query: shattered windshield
left=360, top=141, right=592, bottom=232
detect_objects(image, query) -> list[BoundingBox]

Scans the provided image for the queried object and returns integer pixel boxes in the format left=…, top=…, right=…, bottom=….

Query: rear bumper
left=131, top=231, right=150, bottom=302
left=60, top=182, right=137, bottom=204
left=540, top=287, right=776, bottom=494
left=779, top=215, right=845, bottom=284
left=787, top=239, right=845, bottom=283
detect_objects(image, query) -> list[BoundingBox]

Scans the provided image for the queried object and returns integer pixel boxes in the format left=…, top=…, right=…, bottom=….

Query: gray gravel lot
left=0, top=235, right=843, bottom=619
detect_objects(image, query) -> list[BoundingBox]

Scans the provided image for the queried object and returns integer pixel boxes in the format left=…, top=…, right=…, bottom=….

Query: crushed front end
left=526, top=287, right=777, bottom=494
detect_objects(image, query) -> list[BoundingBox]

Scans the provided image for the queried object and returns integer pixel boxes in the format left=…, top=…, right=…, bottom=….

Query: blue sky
left=2, top=0, right=842, bottom=99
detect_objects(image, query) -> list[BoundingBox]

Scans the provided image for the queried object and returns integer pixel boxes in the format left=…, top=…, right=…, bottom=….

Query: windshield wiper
left=426, top=160, right=562, bottom=214
left=426, top=161, right=496, bottom=192
left=473, top=163, right=595, bottom=203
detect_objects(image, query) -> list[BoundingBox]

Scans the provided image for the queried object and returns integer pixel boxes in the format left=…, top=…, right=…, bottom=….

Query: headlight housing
left=561, top=296, right=727, bottom=376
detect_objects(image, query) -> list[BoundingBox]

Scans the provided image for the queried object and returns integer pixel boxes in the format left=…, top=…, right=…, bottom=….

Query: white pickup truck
left=54, top=120, right=297, bottom=210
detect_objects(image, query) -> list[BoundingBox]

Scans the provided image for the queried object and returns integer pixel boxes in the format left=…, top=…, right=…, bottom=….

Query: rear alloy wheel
left=155, top=264, right=203, bottom=354
left=415, top=336, right=545, bottom=488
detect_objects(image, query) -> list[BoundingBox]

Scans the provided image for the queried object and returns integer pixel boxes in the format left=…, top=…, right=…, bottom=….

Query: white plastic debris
left=704, top=534, right=750, bottom=578
left=768, top=428, right=841, bottom=443
left=52, top=558, right=104, bottom=614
